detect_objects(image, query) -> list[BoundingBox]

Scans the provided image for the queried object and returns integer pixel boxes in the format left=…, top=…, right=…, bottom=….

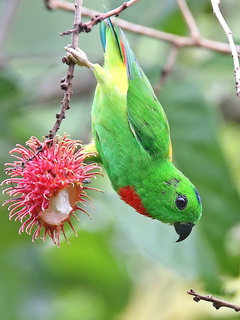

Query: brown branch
left=188, top=289, right=240, bottom=312
left=46, top=0, right=240, bottom=97
left=46, top=0, right=240, bottom=55
left=176, top=0, right=200, bottom=40
left=44, top=0, right=75, bottom=11
left=46, top=0, right=83, bottom=140
left=154, top=45, right=179, bottom=94
left=210, top=0, right=240, bottom=97
left=60, top=0, right=140, bottom=35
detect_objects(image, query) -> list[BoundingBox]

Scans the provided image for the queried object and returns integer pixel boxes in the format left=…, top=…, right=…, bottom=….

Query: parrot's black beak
left=174, top=222, right=195, bottom=242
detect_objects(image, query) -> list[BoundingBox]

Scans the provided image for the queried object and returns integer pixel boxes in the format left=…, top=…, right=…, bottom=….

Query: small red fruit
left=2, top=135, right=100, bottom=246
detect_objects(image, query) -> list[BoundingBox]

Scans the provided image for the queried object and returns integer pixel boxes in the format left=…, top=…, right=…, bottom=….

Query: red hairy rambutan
left=2, top=135, right=100, bottom=246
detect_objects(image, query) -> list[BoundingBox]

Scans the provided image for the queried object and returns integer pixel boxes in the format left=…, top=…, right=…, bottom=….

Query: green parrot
left=65, top=20, right=202, bottom=242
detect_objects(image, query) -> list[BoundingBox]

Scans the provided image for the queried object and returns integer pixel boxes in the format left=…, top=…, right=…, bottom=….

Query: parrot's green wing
left=127, top=70, right=171, bottom=159
left=115, top=28, right=172, bottom=160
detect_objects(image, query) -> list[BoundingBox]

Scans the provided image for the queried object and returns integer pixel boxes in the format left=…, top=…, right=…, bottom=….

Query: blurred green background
left=1, top=0, right=240, bottom=319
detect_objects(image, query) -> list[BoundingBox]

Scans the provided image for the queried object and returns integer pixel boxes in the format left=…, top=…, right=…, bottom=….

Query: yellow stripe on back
left=108, top=62, right=128, bottom=94
left=104, top=29, right=128, bottom=94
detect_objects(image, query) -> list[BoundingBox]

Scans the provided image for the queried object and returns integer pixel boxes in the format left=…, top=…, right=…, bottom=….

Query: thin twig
left=47, top=0, right=83, bottom=140
left=176, top=0, right=200, bottom=40
left=210, top=0, right=240, bottom=97
left=188, top=289, right=240, bottom=312
left=154, top=45, right=179, bottom=94
left=46, top=0, right=240, bottom=55
left=44, top=0, right=74, bottom=11
left=60, top=0, right=140, bottom=35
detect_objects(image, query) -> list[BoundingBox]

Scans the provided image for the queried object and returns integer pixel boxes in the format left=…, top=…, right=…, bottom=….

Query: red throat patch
left=118, top=186, right=150, bottom=217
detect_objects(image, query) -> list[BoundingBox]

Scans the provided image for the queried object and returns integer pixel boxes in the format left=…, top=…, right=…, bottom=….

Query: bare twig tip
left=210, top=0, right=240, bottom=98
left=188, top=289, right=240, bottom=312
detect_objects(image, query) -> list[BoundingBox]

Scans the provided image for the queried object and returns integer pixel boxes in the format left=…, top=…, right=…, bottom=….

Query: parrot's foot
left=64, top=45, right=94, bottom=70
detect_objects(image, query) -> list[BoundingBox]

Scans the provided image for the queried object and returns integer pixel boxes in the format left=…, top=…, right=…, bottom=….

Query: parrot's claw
left=64, top=45, right=94, bottom=69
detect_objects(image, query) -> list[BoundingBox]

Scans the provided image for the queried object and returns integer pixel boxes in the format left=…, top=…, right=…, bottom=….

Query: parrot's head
left=138, top=160, right=202, bottom=242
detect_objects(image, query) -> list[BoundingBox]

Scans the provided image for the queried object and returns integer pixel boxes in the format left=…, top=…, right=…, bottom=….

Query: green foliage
left=1, top=0, right=240, bottom=319
left=161, top=80, right=240, bottom=290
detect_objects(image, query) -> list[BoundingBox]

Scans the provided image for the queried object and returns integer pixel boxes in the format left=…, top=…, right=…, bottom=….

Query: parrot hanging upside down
left=65, top=20, right=202, bottom=242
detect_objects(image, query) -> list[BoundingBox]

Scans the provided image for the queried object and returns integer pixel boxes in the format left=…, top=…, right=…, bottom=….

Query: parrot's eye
left=175, top=195, right=188, bottom=210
